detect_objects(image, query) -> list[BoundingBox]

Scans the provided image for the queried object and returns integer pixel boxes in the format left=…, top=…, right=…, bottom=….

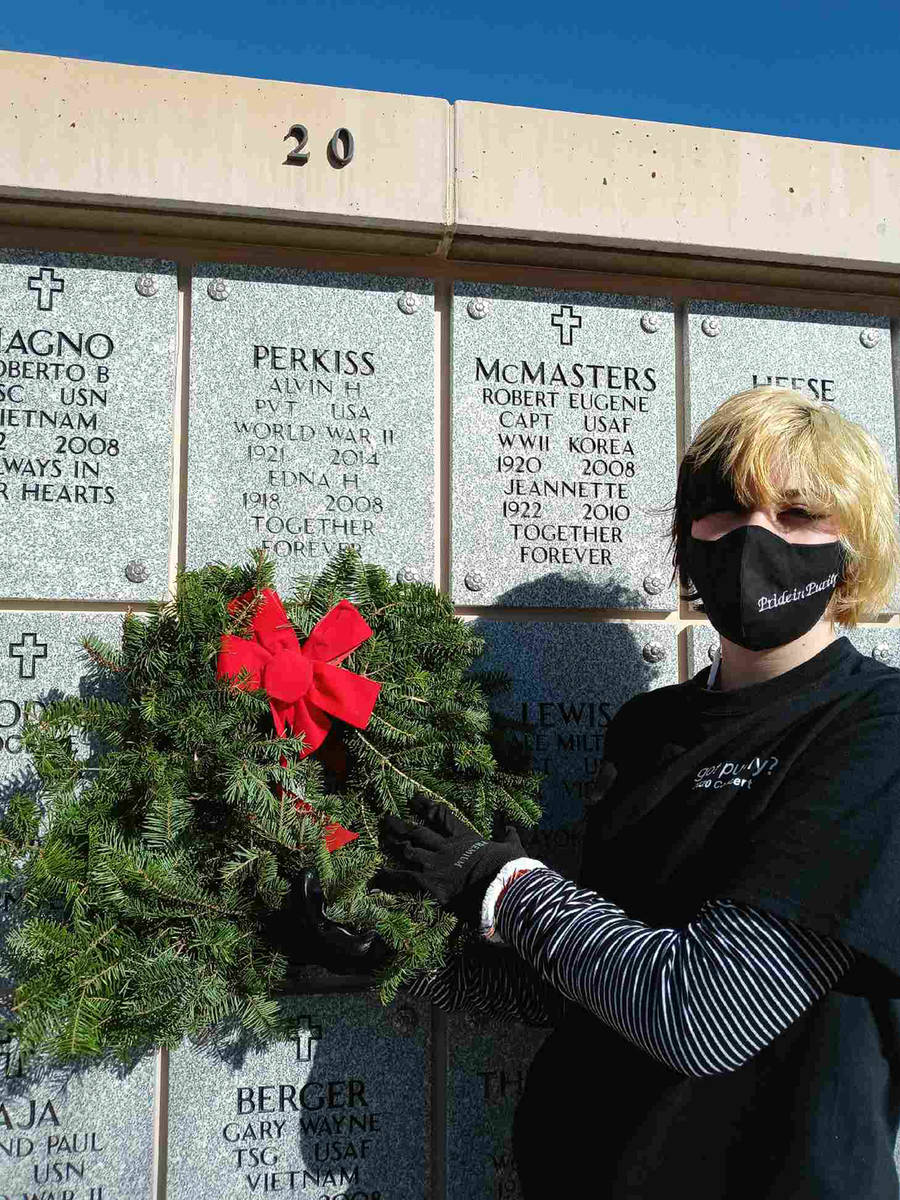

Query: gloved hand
left=264, top=868, right=392, bottom=974
left=373, top=794, right=527, bottom=927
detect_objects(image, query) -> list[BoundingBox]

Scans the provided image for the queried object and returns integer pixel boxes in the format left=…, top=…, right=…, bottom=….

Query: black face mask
left=685, top=525, right=844, bottom=651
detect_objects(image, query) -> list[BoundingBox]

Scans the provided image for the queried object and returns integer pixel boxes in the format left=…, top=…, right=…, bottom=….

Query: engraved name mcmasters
left=475, top=357, right=658, bottom=568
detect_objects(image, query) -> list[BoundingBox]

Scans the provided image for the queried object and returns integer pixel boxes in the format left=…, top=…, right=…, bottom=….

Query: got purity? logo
left=693, top=755, right=781, bottom=791
left=757, top=572, right=838, bottom=614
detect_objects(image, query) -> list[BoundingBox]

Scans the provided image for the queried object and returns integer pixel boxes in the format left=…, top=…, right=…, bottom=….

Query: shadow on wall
left=0, top=579, right=665, bottom=1188
left=466, top=568, right=671, bottom=612
left=471, top=572, right=659, bottom=879
left=180, top=999, right=421, bottom=1198
left=165, top=574, right=665, bottom=1193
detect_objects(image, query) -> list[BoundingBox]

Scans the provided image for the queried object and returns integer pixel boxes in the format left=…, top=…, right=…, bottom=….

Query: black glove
left=374, top=795, right=526, bottom=927
left=264, top=868, right=391, bottom=975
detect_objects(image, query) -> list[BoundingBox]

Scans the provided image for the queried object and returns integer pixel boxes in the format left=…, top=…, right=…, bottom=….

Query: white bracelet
left=480, top=857, right=547, bottom=944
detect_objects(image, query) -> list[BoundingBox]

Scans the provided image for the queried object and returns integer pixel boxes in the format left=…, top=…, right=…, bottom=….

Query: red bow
left=217, top=589, right=381, bottom=851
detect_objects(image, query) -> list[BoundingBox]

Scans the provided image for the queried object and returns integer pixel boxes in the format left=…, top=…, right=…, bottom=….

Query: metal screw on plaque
left=125, top=561, right=149, bottom=583
left=640, top=313, right=661, bottom=334
left=859, top=328, right=880, bottom=349
left=464, top=572, right=485, bottom=592
left=207, top=278, right=230, bottom=301
left=397, top=291, right=421, bottom=315
left=135, top=274, right=158, bottom=297
left=643, top=642, right=668, bottom=664
left=396, top=567, right=420, bottom=584
left=872, top=643, right=894, bottom=663
left=467, top=297, right=489, bottom=320
left=700, top=316, right=722, bottom=338
left=643, top=574, right=664, bottom=596
left=389, top=1004, right=419, bottom=1034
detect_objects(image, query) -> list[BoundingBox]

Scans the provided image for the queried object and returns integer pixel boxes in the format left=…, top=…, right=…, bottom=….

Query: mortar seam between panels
left=435, top=103, right=457, bottom=259
left=431, top=1005, right=448, bottom=1200
left=0, top=600, right=159, bottom=612
left=675, top=299, right=691, bottom=679
left=152, top=1046, right=169, bottom=1200
left=170, top=264, right=192, bottom=587
left=437, top=280, right=453, bottom=594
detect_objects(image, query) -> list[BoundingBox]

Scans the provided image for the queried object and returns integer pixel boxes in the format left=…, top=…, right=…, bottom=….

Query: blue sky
left=4, top=0, right=900, bottom=149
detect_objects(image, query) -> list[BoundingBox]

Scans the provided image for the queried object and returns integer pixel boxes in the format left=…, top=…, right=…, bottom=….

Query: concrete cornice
left=2, top=49, right=899, bottom=287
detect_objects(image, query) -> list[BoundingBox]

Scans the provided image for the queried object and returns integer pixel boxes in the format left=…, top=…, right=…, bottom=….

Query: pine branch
left=4, top=547, right=544, bottom=1062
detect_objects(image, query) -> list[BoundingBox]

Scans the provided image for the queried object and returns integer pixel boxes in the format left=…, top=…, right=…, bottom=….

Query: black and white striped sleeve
left=492, top=868, right=856, bottom=1077
left=404, top=935, right=572, bottom=1027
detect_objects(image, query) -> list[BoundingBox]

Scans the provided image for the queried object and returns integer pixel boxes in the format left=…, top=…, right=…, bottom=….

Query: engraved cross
left=27, top=267, right=65, bottom=312
left=9, top=632, right=48, bottom=680
left=550, top=305, right=582, bottom=346
left=295, top=1015, right=323, bottom=1062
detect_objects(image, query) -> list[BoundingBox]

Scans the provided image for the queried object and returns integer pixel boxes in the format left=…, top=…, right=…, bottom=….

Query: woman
left=378, top=386, right=900, bottom=1199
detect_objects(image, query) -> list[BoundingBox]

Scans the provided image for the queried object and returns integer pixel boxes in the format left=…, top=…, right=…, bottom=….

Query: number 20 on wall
left=284, top=125, right=354, bottom=167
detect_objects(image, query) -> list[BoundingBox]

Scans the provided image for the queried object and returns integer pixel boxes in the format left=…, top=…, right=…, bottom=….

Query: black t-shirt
left=512, top=635, right=900, bottom=1200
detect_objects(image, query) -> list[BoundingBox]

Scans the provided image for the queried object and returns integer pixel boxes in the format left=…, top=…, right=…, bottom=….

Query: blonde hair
left=671, top=386, right=900, bottom=625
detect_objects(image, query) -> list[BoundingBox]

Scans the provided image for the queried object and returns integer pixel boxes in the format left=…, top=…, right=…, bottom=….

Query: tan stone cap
left=2, top=49, right=899, bottom=275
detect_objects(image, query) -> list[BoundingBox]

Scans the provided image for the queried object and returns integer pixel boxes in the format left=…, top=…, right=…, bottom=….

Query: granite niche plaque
left=688, top=621, right=900, bottom=679
left=0, top=1016, right=156, bottom=1200
left=838, top=625, right=900, bottom=666
left=687, top=302, right=900, bottom=614
left=685, top=622, right=721, bottom=680
left=0, top=612, right=155, bottom=1198
left=686, top=301, right=897, bottom=470
left=0, top=250, right=176, bottom=600
left=446, top=1013, right=551, bottom=1200
left=167, top=994, right=428, bottom=1200
left=188, top=266, right=434, bottom=589
left=474, top=619, right=677, bottom=876
left=452, top=284, right=676, bottom=608
left=0, top=611, right=121, bottom=799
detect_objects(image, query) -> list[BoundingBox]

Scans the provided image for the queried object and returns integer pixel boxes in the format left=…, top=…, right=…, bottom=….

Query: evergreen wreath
left=0, top=549, right=542, bottom=1064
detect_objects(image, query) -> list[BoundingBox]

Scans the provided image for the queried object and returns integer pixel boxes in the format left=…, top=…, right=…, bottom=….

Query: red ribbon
left=217, top=589, right=381, bottom=852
